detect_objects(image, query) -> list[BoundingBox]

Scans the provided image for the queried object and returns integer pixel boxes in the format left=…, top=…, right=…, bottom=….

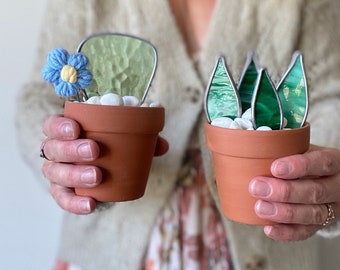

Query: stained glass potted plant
left=42, top=33, right=165, bottom=202
left=204, top=51, right=310, bottom=225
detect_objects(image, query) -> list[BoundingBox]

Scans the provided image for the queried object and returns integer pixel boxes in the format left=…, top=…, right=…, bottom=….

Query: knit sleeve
left=298, top=0, right=340, bottom=237
left=298, top=0, right=340, bottom=148
left=15, top=0, right=91, bottom=180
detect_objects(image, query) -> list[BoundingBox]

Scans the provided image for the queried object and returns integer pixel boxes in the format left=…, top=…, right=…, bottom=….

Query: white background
left=0, top=1, right=340, bottom=270
left=0, top=1, right=63, bottom=269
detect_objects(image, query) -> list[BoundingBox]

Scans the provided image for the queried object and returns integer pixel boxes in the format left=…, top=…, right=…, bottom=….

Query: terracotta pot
left=64, top=101, right=165, bottom=202
left=205, top=122, right=310, bottom=225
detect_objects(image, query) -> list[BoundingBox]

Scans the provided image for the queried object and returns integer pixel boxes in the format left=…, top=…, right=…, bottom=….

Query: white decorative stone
left=234, top=117, right=253, bottom=130
left=283, top=117, right=288, bottom=128
left=100, top=93, right=123, bottom=106
left=229, top=121, right=242, bottom=129
left=241, top=108, right=252, bottom=121
left=211, top=117, right=233, bottom=128
left=122, top=96, right=140, bottom=106
left=86, top=96, right=101, bottom=104
left=149, top=101, right=162, bottom=107
left=256, top=126, right=272, bottom=131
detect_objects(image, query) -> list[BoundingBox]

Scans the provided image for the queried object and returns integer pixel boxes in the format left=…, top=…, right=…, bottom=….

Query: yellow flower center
left=60, top=65, right=78, bottom=83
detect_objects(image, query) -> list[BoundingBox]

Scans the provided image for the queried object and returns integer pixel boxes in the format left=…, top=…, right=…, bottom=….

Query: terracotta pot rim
left=205, top=122, right=310, bottom=158
left=206, top=121, right=310, bottom=135
left=64, top=101, right=165, bottom=134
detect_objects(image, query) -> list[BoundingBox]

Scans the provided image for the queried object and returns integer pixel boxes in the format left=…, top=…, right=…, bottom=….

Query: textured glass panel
left=238, top=51, right=259, bottom=113
left=77, top=33, right=157, bottom=103
left=205, top=56, right=241, bottom=122
left=253, top=69, right=283, bottom=129
left=277, top=52, right=308, bottom=128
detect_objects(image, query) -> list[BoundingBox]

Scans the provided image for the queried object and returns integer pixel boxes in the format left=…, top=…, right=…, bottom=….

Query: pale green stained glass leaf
left=252, top=69, right=283, bottom=130
left=205, top=56, right=241, bottom=122
left=277, top=52, right=308, bottom=128
left=77, top=33, right=157, bottom=103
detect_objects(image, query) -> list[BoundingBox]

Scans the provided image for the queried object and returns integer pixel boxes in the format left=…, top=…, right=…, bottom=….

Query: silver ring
left=322, top=203, right=336, bottom=227
left=39, top=140, right=51, bottom=161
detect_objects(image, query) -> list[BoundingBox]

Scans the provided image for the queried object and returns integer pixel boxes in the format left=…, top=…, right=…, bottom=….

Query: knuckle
left=313, top=206, right=325, bottom=225
left=309, top=181, right=326, bottom=203
left=321, top=151, right=334, bottom=174
left=283, top=205, right=295, bottom=223
left=280, top=182, right=292, bottom=202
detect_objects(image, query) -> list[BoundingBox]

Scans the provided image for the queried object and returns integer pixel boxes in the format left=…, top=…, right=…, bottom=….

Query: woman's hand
left=249, top=145, right=340, bottom=241
left=41, top=115, right=169, bottom=215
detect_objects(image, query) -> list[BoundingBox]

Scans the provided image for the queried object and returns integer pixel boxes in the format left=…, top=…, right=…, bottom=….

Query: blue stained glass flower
left=42, top=48, right=93, bottom=97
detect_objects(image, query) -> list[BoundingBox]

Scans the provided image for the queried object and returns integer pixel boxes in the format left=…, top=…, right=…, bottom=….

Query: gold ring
left=39, top=140, right=51, bottom=161
left=322, top=203, right=336, bottom=227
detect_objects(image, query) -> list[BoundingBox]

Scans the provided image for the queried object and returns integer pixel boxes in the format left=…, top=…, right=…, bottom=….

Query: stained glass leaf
left=77, top=33, right=157, bottom=103
left=252, top=69, right=283, bottom=129
left=205, top=56, right=241, bottom=122
left=238, top=51, right=259, bottom=113
left=277, top=52, right=308, bottom=128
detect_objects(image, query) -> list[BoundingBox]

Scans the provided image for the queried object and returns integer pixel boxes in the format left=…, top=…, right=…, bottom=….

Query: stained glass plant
left=205, top=51, right=308, bottom=130
left=42, top=33, right=158, bottom=104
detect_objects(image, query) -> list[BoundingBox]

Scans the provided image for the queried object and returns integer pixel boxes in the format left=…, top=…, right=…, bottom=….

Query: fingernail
left=81, top=168, right=96, bottom=186
left=77, top=143, right=93, bottom=160
left=273, top=161, right=291, bottom=176
left=79, top=199, right=91, bottom=213
left=61, top=123, right=74, bottom=138
left=250, top=180, right=271, bottom=197
left=256, top=201, right=276, bottom=216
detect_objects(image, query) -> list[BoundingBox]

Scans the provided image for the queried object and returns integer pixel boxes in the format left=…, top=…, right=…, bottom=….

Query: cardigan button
left=245, top=255, right=266, bottom=270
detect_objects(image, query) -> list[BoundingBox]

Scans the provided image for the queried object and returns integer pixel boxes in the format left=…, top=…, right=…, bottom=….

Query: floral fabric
left=54, top=149, right=232, bottom=270
left=143, top=149, right=233, bottom=270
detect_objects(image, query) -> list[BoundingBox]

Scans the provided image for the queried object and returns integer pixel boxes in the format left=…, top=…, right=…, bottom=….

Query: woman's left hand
left=249, top=144, right=340, bottom=241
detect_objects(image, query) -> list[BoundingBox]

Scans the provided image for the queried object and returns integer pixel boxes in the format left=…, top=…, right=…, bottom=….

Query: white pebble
left=86, top=96, right=101, bottom=104
left=140, top=102, right=149, bottom=107
left=100, top=93, right=123, bottom=106
left=122, top=96, right=140, bottom=106
left=283, top=117, right=288, bottom=128
left=234, top=117, right=253, bottom=130
left=256, top=126, right=272, bottom=131
left=241, top=108, right=252, bottom=121
left=149, top=101, right=162, bottom=107
left=229, top=121, right=242, bottom=129
left=211, top=117, right=233, bottom=128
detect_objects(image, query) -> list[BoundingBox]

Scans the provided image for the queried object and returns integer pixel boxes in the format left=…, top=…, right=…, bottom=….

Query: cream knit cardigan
left=16, top=0, right=340, bottom=269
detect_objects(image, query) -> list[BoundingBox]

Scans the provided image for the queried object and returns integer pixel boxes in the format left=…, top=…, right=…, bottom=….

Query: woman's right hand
left=41, top=115, right=102, bottom=215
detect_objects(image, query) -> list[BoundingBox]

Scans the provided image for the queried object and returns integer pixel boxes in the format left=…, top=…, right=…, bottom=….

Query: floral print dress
left=143, top=149, right=233, bottom=270
left=55, top=149, right=233, bottom=270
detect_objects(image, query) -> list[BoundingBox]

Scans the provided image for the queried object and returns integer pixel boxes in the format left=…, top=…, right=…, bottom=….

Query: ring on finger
left=40, top=140, right=51, bottom=161
left=322, top=203, right=336, bottom=227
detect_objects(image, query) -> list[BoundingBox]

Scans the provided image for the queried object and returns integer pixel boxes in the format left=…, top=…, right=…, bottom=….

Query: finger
left=50, top=183, right=96, bottom=215
left=271, top=148, right=340, bottom=179
left=154, top=136, right=169, bottom=156
left=249, top=175, right=340, bottom=204
left=41, top=139, right=100, bottom=162
left=43, top=115, right=80, bottom=140
left=263, top=224, right=320, bottom=241
left=254, top=200, right=328, bottom=225
left=42, top=161, right=102, bottom=188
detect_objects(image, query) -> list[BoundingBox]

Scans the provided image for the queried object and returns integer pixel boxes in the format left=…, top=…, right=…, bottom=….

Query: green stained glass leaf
left=252, top=69, right=283, bottom=130
left=204, top=56, right=241, bottom=122
left=77, top=33, right=157, bottom=103
left=238, top=51, right=259, bottom=113
left=277, top=52, right=308, bottom=128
